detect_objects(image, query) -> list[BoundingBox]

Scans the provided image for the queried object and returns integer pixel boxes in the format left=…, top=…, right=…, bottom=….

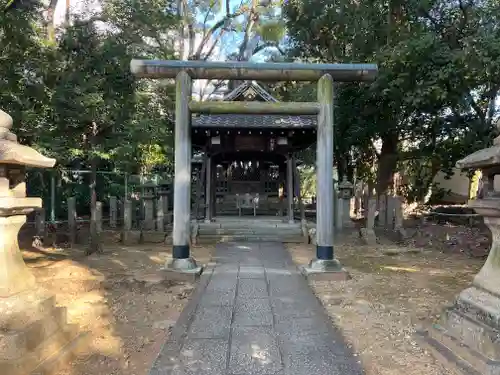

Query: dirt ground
left=21, top=218, right=487, bottom=375
left=22, top=241, right=213, bottom=375
left=287, top=232, right=484, bottom=375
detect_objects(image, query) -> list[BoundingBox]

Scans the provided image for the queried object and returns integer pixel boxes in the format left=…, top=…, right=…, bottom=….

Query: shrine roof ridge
left=130, top=59, right=378, bottom=82
left=192, top=114, right=316, bottom=129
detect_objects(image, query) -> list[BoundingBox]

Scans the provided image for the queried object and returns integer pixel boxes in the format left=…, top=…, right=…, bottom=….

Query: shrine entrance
left=130, top=58, right=377, bottom=275
left=190, top=80, right=314, bottom=221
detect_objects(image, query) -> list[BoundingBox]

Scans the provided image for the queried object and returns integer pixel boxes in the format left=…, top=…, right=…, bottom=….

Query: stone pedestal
left=0, top=108, right=87, bottom=374
left=158, top=181, right=170, bottom=225
left=299, top=258, right=351, bottom=281
left=141, top=183, right=156, bottom=231
left=121, top=200, right=132, bottom=244
left=419, top=134, right=500, bottom=374
left=338, top=176, right=354, bottom=229
left=109, top=196, right=117, bottom=228
left=0, top=215, right=36, bottom=295
left=0, top=288, right=88, bottom=375
left=156, top=196, right=165, bottom=232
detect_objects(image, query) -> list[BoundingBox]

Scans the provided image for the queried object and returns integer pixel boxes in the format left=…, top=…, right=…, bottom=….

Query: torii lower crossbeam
left=129, top=59, right=378, bottom=280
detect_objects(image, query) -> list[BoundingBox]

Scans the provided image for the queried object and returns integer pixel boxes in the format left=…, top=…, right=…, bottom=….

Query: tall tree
left=283, top=0, right=500, bottom=199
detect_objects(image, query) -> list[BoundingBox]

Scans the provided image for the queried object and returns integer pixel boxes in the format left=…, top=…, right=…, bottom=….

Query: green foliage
left=0, top=0, right=180, bottom=217
left=283, top=0, right=500, bottom=199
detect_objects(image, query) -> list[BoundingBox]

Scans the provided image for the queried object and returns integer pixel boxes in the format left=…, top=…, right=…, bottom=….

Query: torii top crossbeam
left=130, top=59, right=378, bottom=82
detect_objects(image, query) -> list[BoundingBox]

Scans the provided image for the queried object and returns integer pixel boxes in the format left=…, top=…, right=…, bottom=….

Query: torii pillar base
left=299, top=258, right=351, bottom=282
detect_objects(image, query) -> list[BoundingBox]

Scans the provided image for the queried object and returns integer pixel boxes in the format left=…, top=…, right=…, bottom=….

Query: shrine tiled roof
left=192, top=114, right=316, bottom=129
left=192, top=81, right=317, bottom=129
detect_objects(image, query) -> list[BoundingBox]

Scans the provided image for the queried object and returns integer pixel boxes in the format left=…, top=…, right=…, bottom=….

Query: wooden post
left=286, top=153, right=294, bottom=224
left=315, top=74, right=334, bottom=260
left=293, top=158, right=307, bottom=236
left=156, top=196, right=164, bottom=232
left=109, top=196, right=117, bottom=228
left=211, top=164, right=217, bottom=219
left=169, top=71, right=200, bottom=273
left=194, top=157, right=206, bottom=220
left=122, top=200, right=132, bottom=243
left=205, top=155, right=212, bottom=222
left=67, top=197, right=76, bottom=245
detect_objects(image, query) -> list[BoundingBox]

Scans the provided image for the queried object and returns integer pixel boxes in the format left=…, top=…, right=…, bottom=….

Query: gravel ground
left=287, top=232, right=484, bottom=375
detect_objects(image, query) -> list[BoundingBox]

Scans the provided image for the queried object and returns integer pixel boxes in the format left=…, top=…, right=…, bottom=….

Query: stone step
left=2, top=293, right=57, bottom=330
left=418, top=324, right=490, bottom=375
left=1, top=306, right=67, bottom=360
left=442, top=308, right=500, bottom=361
left=198, top=229, right=302, bottom=236
left=456, top=287, right=500, bottom=329
left=196, top=235, right=305, bottom=243
left=31, top=329, right=89, bottom=375
left=0, top=325, right=84, bottom=375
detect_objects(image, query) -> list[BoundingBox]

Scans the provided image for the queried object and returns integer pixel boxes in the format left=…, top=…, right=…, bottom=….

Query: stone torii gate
left=130, top=60, right=378, bottom=277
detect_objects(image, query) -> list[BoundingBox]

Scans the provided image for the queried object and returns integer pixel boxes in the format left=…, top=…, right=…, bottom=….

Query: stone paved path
left=150, top=242, right=364, bottom=375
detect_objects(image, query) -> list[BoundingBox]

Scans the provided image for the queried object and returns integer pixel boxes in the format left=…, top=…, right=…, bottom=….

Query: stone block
left=419, top=286, right=500, bottom=375
left=161, top=266, right=203, bottom=283
left=188, top=305, right=232, bottom=339
left=121, top=230, right=141, bottom=245
left=229, top=326, right=282, bottom=375
left=0, top=291, right=88, bottom=375
left=234, top=298, right=273, bottom=326
left=238, top=266, right=265, bottom=279
left=140, top=230, right=167, bottom=243
left=237, top=279, right=269, bottom=299
left=359, top=227, right=378, bottom=245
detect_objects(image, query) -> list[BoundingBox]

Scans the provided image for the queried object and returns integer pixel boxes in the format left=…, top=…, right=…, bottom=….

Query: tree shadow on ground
left=18, top=225, right=213, bottom=375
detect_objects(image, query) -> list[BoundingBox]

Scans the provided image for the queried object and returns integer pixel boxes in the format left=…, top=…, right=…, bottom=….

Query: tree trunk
left=65, top=0, right=70, bottom=26
left=376, top=132, right=398, bottom=195
left=87, top=122, right=102, bottom=255
left=177, top=0, right=185, bottom=59
left=45, top=0, right=59, bottom=42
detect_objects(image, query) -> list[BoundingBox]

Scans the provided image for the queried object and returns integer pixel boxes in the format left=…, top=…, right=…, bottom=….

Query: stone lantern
left=337, top=176, right=354, bottom=228
left=141, top=182, right=156, bottom=230
left=338, top=175, right=354, bottom=200
left=155, top=179, right=170, bottom=230
left=0, top=109, right=85, bottom=373
left=421, top=119, right=500, bottom=372
left=157, top=180, right=170, bottom=224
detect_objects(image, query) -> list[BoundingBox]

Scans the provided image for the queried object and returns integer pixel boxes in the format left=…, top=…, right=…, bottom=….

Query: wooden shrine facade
left=191, top=81, right=315, bottom=221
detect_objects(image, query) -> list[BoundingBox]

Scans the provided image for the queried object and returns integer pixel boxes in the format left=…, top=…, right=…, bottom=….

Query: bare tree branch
left=191, top=6, right=248, bottom=60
